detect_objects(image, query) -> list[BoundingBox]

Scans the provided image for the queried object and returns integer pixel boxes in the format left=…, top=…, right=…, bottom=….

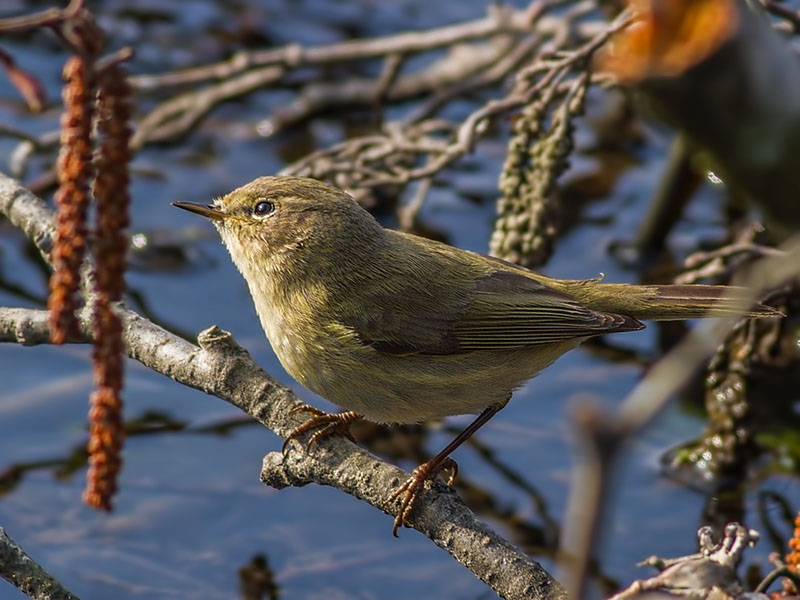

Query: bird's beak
left=172, top=202, right=226, bottom=221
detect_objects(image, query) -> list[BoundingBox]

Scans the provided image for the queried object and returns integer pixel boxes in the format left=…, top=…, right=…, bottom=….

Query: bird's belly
left=272, top=333, right=583, bottom=424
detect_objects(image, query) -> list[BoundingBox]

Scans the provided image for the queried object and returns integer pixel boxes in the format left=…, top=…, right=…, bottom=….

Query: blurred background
left=1, top=1, right=798, bottom=598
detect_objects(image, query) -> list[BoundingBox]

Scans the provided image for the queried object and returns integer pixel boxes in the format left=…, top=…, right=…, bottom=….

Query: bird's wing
left=452, top=270, right=644, bottom=351
left=336, top=276, right=466, bottom=356
left=340, top=265, right=643, bottom=356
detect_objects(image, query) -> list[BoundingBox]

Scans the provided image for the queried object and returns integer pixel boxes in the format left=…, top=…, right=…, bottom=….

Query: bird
left=173, top=175, right=779, bottom=536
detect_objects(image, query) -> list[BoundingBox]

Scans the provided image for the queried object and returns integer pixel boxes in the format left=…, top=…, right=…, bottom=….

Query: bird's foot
left=387, top=456, right=459, bottom=537
left=281, top=406, right=363, bottom=454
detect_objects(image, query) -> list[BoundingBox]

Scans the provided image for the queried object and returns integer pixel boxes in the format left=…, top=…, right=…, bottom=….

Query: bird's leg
left=282, top=406, right=363, bottom=453
left=387, top=402, right=506, bottom=537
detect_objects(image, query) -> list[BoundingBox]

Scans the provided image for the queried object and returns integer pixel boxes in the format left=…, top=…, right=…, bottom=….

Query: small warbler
left=174, top=176, right=778, bottom=536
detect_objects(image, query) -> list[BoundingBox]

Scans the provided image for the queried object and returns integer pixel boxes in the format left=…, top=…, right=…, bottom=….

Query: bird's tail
left=553, top=281, right=782, bottom=321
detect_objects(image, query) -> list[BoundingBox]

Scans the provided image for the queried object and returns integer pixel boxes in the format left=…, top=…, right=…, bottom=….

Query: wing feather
left=343, top=265, right=643, bottom=355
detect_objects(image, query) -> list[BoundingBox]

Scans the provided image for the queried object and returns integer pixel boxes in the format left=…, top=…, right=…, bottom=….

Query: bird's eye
left=253, top=200, right=274, bottom=217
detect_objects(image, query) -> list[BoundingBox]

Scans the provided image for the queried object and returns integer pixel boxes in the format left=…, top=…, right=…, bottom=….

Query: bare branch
left=127, top=3, right=559, bottom=90
left=131, top=65, right=284, bottom=149
left=0, top=527, right=79, bottom=600
left=282, top=8, right=631, bottom=198
left=0, top=0, right=84, bottom=34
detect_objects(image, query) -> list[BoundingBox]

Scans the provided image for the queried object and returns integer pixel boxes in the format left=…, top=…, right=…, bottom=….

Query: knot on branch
left=260, top=452, right=309, bottom=490
left=197, top=325, right=242, bottom=352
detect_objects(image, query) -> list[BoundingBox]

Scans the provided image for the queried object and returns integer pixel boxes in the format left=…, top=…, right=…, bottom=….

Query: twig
left=755, top=564, right=800, bottom=593
left=93, top=47, right=134, bottom=76
left=675, top=224, right=780, bottom=285
left=0, top=47, right=46, bottom=113
left=0, top=123, right=45, bottom=146
left=0, top=527, right=79, bottom=600
left=373, top=53, right=405, bottom=112
left=131, top=65, right=284, bottom=149
left=683, top=243, right=785, bottom=269
left=761, top=0, right=800, bottom=33
left=403, top=34, right=541, bottom=125
left=283, top=8, right=631, bottom=194
left=129, top=1, right=618, bottom=159
left=127, top=3, right=549, bottom=90
left=0, top=0, right=84, bottom=33
left=9, top=3, right=626, bottom=200
left=397, top=176, right=432, bottom=231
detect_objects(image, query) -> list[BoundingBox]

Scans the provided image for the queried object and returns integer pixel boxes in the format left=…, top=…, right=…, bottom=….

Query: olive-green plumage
left=174, top=176, right=778, bottom=424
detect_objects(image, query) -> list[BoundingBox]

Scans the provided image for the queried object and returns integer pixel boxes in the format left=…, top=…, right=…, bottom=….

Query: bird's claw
left=386, top=456, right=458, bottom=537
left=281, top=406, right=362, bottom=454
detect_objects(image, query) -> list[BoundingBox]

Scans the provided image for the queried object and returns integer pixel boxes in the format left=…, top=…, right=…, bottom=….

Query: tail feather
left=558, top=282, right=782, bottom=321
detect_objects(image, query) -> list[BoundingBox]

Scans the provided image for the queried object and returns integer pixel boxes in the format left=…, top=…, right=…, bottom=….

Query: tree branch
left=0, top=171, right=566, bottom=600
left=127, top=3, right=592, bottom=90
left=0, top=527, right=79, bottom=600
